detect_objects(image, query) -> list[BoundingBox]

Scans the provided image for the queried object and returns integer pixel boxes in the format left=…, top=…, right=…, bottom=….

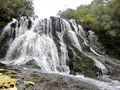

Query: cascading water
left=0, top=16, right=108, bottom=75
left=0, top=16, right=120, bottom=89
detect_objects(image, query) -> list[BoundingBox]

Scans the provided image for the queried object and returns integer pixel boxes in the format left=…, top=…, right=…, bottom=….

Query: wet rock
left=0, top=62, right=6, bottom=68
left=27, top=19, right=32, bottom=30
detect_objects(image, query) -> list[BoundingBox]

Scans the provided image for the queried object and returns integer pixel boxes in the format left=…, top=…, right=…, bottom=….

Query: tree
left=58, top=0, right=120, bottom=59
left=91, top=0, right=110, bottom=5
left=58, top=9, right=76, bottom=19
left=0, top=0, right=34, bottom=30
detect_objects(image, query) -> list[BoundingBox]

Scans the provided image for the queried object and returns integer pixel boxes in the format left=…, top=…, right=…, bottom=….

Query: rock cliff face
left=0, top=17, right=120, bottom=81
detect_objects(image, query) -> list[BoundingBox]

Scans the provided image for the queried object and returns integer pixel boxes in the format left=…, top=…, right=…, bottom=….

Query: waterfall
left=0, top=16, right=108, bottom=76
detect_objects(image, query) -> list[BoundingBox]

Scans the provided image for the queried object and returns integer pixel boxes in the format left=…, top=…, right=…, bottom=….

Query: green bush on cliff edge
left=0, top=0, right=34, bottom=31
left=58, top=0, right=120, bottom=59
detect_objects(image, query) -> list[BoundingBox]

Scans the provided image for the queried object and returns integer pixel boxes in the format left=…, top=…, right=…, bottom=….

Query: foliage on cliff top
left=58, top=0, right=120, bottom=59
left=0, top=0, right=34, bottom=30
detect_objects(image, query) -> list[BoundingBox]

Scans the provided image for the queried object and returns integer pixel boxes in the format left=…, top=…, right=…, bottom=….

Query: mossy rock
left=24, top=81, right=35, bottom=86
left=0, top=64, right=35, bottom=90
left=0, top=73, right=17, bottom=90
left=67, top=46, right=101, bottom=77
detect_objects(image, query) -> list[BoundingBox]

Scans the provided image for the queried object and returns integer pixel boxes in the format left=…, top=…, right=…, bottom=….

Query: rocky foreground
left=0, top=62, right=120, bottom=90
left=0, top=63, right=98, bottom=90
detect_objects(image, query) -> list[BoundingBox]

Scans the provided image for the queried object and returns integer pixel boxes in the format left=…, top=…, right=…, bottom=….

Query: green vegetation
left=0, top=0, right=34, bottom=30
left=66, top=46, right=101, bottom=77
left=58, top=0, right=120, bottom=59
left=63, top=31, right=100, bottom=77
left=0, top=63, right=35, bottom=90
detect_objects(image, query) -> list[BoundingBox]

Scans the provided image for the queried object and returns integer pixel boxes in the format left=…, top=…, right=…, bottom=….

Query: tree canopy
left=0, top=0, right=34, bottom=30
left=58, top=0, right=120, bottom=59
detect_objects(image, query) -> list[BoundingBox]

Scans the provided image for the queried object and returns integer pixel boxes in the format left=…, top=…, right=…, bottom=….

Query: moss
left=24, top=60, right=41, bottom=69
left=0, top=73, right=17, bottom=90
left=67, top=46, right=100, bottom=77
left=24, top=81, right=35, bottom=86
left=0, top=67, right=36, bottom=90
left=0, top=69, right=5, bottom=71
left=0, top=68, right=15, bottom=75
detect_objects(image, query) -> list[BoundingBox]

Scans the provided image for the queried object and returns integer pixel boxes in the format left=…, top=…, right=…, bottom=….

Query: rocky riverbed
left=0, top=63, right=120, bottom=90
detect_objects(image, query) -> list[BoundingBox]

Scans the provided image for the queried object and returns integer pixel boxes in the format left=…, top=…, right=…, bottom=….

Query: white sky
left=33, top=0, right=93, bottom=18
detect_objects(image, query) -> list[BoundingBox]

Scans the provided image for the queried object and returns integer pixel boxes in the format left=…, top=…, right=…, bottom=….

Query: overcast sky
left=33, top=0, right=93, bottom=18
